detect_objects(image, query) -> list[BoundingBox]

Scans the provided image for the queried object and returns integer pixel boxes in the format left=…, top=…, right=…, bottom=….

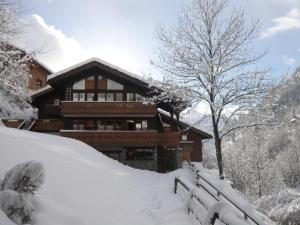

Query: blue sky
left=18, top=0, right=300, bottom=79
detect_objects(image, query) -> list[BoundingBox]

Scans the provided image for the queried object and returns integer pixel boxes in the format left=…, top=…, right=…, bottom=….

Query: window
left=85, top=120, right=95, bottom=130
left=106, top=93, right=114, bottom=101
left=106, top=121, right=114, bottom=130
left=98, top=93, right=105, bottom=102
left=102, top=151, right=121, bottom=161
left=73, top=122, right=78, bottom=130
left=97, top=121, right=105, bottom=130
left=115, top=93, right=123, bottom=101
left=135, top=93, right=143, bottom=102
left=79, top=93, right=85, bottom=101
left=127, top=93, right=134, bottom=101
left=73, top=120, right=84, bottom=130
left=78, top=123, right=84, bottom=130
left=127, top=120, right=135, bottom=130
left=115, top=121, right=123, bottom=130
left=73, top=79, right=85, bottom=90
left=107, top=79, right=124, bottom=90
left=135, top=120, right=147, bottom=130
left=73, top=93, right=79, bottom=101
left=126, top=148, right=154, bottom=160
left=36, top=79, right=42, bottom=88
left=53, top=98, right=60, bottom=105
left=87, top=93, right=94, bottom=101
left=135, top=122, right=142, bottom=130
left=142, top=120, right=148, bottom=129
left=182, top=134, right=188, bottom=141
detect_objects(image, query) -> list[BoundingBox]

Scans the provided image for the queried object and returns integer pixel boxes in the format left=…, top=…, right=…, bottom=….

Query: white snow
left=0, top=126, right=194, bottom=225
left=47, top=57, right=146, bottom=84
left=29, top=85, right=53, bottom=97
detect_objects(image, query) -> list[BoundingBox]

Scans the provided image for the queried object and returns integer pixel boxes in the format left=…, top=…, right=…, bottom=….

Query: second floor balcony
left=60, top=130, right=180, bottom=146
left=59, top=101, right=157, bottom=116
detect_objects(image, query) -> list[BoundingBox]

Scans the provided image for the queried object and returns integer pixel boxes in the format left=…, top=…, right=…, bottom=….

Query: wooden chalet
left=4, top=58, right=212, bottom=172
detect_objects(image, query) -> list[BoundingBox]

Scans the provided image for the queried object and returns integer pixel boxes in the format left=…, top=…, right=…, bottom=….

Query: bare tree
left=152, top=0, right=280, bottom=179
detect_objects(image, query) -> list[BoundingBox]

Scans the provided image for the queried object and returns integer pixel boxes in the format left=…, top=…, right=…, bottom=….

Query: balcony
left=60, top=130, right=180, bottom=146
left=60, top=101, right=157, bottom=116
left=34, top=119, right=63, bottom=132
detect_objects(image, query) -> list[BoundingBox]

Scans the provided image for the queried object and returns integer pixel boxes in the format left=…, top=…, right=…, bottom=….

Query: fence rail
left=173, top=162, right=265, bottom=225
left=187, top=162, right=261, bottom=225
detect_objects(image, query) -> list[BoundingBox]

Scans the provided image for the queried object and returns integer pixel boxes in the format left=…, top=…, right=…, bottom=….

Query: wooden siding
left=60, top=101, right=157, bottom=116
left=28, top=64, right=49, bottom=90
left=3, top=120, right=22, bottom=128
left=35, top=119, right=63, bottom=132
left=60, top=130, right=180, bottom=146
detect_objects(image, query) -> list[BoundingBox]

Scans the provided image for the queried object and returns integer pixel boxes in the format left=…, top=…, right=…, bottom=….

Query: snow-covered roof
left=7, top=43, right=53, bottom=74
left=158, top=108, right=212, bottom=139
left=29, top=85, right=54, bottom=98
left=33, top=57, right=53, bottom=74
left=47, top=57, right=147, bottom=86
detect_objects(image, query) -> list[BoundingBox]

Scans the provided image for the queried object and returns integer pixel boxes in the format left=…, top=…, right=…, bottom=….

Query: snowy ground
left=0, top=127, right=195, bottom=225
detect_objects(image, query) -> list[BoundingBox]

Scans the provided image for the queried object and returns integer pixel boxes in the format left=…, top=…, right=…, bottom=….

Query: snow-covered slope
left=0, top=127, right=193, bottom=225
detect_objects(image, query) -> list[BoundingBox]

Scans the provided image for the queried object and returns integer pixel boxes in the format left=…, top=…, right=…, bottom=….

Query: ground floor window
left=102, top=151, right=121, bottom=161
left=126, top=148, right=154, bottom=160
left=73, top=120, right=84, bottom=130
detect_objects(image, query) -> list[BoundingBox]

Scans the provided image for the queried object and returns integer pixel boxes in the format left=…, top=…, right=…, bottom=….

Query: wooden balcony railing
left=60, top=130, right=180, bottom=146
left=34, top=119, right=63, bottom=132
left=60, top=101, right=157, bottom=116
left=2, top=120, right=22, bottom=128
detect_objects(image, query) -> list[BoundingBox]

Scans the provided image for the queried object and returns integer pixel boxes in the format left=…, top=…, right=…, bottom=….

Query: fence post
left=174, top=177, right=178, bottom=194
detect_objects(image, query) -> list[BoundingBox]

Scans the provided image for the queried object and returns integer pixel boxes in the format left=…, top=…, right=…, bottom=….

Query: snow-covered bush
left=0, top=161, right=45, bottom=224
left=0, top=190, right=34, bottom=224
left=2, top=161, right=45, bottom=194
left=255, top=189, right=300, bottom=225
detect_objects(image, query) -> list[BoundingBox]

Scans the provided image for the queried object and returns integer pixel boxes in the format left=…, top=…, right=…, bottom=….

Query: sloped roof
left=158, top=109, right=212, bottom=139
left=47, top=58, right=148, bottom=87
left=30, top=85, right=54, bottom=99
left=6, top=43, right=53, bottom=74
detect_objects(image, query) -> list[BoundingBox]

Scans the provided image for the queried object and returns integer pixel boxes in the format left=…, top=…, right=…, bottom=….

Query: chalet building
left=28, top=59, right=52, bottom=91
left=4, top=58, right=212, bottom=172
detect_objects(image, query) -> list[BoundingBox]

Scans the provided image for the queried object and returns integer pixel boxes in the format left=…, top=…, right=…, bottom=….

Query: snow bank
left=0, top=127, right=193, bottom=225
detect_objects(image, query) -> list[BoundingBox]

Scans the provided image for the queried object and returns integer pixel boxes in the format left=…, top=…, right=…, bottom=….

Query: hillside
left=0, top=127, right=193, bottom=225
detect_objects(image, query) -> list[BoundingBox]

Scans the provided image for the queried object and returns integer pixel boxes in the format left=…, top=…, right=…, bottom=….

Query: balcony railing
left=60, top=101, right=157, bottom=116
left=60, top=130, right=180, bottom=146
left=34, top=119, right=63, bottom=132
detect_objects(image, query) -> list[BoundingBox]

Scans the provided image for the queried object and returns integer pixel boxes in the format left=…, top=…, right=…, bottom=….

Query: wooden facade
left=20, top=58, right=212, bottom=172
left=28, top=62, right=51, bottom=90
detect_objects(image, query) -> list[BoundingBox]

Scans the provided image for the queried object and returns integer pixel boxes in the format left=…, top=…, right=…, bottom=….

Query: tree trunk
left=212, top=120, right=224, bottom=179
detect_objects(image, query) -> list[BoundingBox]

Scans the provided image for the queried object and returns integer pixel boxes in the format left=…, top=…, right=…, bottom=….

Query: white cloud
left=268, top=0, right=300, bottom=4
left=283, top=55, right=296, bottom=66
left=261, top=8, right=300, bottom=38
left=16, top=14, right=90, bottom=72
left=14, top=14, right=144, bottom=75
